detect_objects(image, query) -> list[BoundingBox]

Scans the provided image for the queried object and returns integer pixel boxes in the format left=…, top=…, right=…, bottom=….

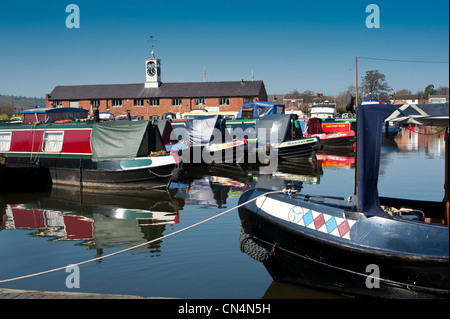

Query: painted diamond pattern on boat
left=313, top=213, right=325, bottom=229
left=302, top=210, right=314, bottom=227
left=289, top=206, right=356, bottom=239
left=256, top=196, right=357, bottom=240
left=325, top=216, right=338, bottom=233
left=338, top=219, right=351, bottom=237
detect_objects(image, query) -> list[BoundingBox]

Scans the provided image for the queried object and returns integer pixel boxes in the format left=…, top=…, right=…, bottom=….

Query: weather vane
left=148, top=36, right=156, bottom=58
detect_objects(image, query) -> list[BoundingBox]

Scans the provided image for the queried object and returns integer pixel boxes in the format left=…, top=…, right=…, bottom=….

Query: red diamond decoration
left=338, top=220, right=350, bottom=237
left=313, top=213, right=325, bottom=230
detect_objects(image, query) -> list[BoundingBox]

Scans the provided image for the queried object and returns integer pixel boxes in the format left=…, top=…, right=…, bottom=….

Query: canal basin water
left=0, top=128, right=446, bottom=298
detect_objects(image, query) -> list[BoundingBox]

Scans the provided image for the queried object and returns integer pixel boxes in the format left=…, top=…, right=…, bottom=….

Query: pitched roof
left=47, top=81, right=265, bottom=100
left=392, top=94, right=420, bottom=100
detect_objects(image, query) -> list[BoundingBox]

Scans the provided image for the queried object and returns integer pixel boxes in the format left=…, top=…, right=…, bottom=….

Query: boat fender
left=55, top=120, right=73, bottom=123
left=312, top=141, right=323, bottom=150
left=345, top=94, right=355, bottom=113
left=171, top=167, right=185, bottom=182
left=239, top=229, right=270, bottom=262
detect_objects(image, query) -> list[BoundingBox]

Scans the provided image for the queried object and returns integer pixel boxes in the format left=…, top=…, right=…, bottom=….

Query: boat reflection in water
left=1, top=153, right=359, bottom=298
left=3, top=186, right=184, bottom=256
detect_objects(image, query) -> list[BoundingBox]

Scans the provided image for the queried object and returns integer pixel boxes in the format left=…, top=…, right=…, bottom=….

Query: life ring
left=55, top=120, right=73, bottom=123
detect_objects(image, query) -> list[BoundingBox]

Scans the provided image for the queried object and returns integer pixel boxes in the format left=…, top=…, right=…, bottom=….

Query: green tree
left=423, top=84, right=436, bottom=99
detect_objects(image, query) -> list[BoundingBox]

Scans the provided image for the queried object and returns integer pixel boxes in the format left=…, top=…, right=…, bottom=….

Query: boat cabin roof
left=185, top=115, right=232, bottom=146
left=20, top=107, right=89, bottom=124
left=237, top=101, right=285, bottom=119
left=21, top=107, right=89, bottom=114
left=256, top=114, right=302, bottom=143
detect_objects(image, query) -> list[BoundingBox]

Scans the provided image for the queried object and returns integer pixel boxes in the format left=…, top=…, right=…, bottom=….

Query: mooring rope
left=0, top=189, right=287, bottom=284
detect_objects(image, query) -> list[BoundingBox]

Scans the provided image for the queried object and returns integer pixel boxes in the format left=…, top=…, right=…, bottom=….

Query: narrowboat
left=238, top=102, right=449, bottom=298
left=0, top=108, right=181, bottom=191
left=309, top=102, right=337, bottom=120
left=297, top=117, right=356, bottom=148
left=227, top=114, right=321, bottom=161
left=168, top=115, right=250, bottom=165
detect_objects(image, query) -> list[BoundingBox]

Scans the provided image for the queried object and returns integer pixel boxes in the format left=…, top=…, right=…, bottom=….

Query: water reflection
left=263, top=281, right=350, bottom=299
left=394, top=127, right=446, bottom=156
left=1, top=187, right=184, bottom=257
left=0, top=158, right=334, bottom=253
left=0, top=143, right=360, bottom=298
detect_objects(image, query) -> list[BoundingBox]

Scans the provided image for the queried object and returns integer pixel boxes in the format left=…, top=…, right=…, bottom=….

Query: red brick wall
left=46, top=94, right=265, bottom=118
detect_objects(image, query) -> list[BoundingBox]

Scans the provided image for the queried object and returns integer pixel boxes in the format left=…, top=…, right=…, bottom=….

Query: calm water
left=0, top=129, right=446, bottom=299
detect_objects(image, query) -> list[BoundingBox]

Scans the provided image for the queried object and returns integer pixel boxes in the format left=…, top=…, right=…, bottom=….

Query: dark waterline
left=0, top=129, right=446, bottom=298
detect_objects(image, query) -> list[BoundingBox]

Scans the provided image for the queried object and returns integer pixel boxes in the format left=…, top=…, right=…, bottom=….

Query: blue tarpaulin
left=236, top=102, right=285, bottom=119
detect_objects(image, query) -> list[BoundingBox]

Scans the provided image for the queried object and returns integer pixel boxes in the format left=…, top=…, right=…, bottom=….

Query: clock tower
left=145, top=49, right=161, bottom=88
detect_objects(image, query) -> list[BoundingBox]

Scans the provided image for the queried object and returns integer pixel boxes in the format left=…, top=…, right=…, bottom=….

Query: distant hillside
left=0, top=94, right=45, bottom=114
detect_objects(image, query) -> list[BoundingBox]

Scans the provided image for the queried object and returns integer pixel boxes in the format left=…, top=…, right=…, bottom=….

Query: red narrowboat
left=0, top=108, right=181, bottom=191
left=297, top=117, right=356, bottom=148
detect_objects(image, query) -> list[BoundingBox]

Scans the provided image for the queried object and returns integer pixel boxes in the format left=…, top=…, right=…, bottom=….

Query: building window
left=42, top=131, right=64, bottom=152
left=243, top=97, right=254, bottom=104
left=219, top=97, right=230, bottom=105
left=149, top=98, right=160, bottom=106
left=69, top=101, right=79, bottom=108
left=53, top=101, right=62, bottom=108
left=91, top=100, right=100, bottom=108
left=134, top=99, right=144, bottom=107
left=195, top=98, right=205, bottom=106
left=112, top=99, right=122, bottom=107
left=0, top=132, right=12, bottom=151
left=172, top=98, right=182, bottom=106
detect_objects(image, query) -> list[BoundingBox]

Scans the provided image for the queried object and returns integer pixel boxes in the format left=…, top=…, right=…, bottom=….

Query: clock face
left=147, top=67, right=156, bottom=76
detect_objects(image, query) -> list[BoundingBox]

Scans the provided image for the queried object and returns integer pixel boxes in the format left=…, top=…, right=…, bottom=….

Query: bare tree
left=360, top=70, right=392, bottom=101
left=436, top=86, right=449, bottom=95
left=395, top=89, right=412, bottom=95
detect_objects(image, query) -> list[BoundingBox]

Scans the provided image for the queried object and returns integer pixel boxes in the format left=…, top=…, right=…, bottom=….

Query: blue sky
left=0, top=0, right=448, bottom=98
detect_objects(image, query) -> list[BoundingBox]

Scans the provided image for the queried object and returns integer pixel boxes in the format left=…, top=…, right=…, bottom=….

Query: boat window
left=276, top=106, right=284, bottom=114
left=0, top=132, right=12, bottom=151
left=42, top=131, right=64, bottom=152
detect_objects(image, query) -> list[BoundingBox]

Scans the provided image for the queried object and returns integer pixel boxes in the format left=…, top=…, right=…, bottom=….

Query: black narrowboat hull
left=272, top=138, right=320, bottom=160
left=319, top=134, right=356, bottom=148
left=2, top=155, right=177, bottom=190
left=238, top=188, right=449, bottom=299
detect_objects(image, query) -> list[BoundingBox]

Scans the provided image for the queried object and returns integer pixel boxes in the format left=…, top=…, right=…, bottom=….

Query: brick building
left=45, top=51, right=267, bottom=118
